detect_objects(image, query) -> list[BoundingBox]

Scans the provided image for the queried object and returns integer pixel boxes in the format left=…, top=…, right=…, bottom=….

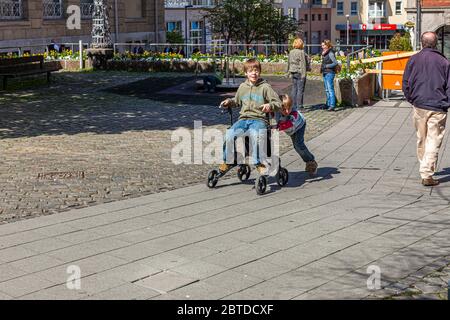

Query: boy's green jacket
left=229, top=79, right=282, bottom=123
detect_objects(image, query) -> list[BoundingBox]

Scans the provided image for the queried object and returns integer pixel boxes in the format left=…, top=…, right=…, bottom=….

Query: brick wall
left=0, top=0, right=165, bottom=48
left=422, top=0, right=450, bottom=8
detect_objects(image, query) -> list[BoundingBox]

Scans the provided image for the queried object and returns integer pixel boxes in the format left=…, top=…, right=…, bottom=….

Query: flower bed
left=0, top=50, right=90, bottom=71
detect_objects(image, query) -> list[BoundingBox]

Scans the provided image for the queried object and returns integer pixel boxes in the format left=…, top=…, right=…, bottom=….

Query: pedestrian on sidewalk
left=320, top=40, right=338, bottom=112
left=287, top=38, right=308, bottom=109
left=402, top=31, right=450, bottom=186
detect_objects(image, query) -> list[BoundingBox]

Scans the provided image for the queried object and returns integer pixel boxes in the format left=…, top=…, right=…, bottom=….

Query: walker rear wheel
left=277, top=168, right=289, bottom=186
left=237, top=165, right=251, bottom=181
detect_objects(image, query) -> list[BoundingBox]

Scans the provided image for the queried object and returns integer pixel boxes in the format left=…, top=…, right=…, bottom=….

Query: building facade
left=164, top=0, right=216, bottom=50
left=406, top=0, right=450, bottom=58
left=330, top=0, right=409, bottom=49
left=0, top=0, right=165, bottom=51
left=275, top=0, right=332, bottom=53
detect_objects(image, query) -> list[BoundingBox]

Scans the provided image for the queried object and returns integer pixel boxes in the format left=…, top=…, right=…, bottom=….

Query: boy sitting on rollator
left=219, top=58, right=282, bottom=174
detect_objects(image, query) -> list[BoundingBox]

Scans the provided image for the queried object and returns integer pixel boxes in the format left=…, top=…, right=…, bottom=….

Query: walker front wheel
left=207, top=170, right=219, bottom=188
left=255, top=175, right=268, bottom=195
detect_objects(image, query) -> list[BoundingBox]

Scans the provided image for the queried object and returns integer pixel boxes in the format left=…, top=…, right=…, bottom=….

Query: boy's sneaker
left=305, top=160, right=318, bottom=176
left=219, top=163, right=231, bottom=174
left=256, top=164, right=267, bottom=175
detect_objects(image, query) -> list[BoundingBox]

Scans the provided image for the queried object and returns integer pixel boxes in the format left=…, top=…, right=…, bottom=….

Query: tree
left=204, top=0, right=286, bottom=50
left=166, top=31, right=184, bottom=44
left=265, top=10, right=300, bottom=49
left=204, top=1, right=241, bottom=50
left=233, top=0, right=274, bottom=45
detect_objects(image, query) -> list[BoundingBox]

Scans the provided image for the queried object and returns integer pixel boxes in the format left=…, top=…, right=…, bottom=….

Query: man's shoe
left=219, top=163, right=231, bottom=174
left=422, top=177, right=440, bottom=186
left=305, top=160, right=318, bottom=176
left=256, top=164, right=267, bottom=175
left=327, top=107, right=336, bottom=112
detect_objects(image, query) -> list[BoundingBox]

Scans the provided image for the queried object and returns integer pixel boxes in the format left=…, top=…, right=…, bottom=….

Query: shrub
left=389, top=32, right=413, bottom=52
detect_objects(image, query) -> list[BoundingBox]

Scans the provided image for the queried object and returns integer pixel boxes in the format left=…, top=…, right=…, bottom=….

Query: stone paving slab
left=0, top=96, right=449, bottom=299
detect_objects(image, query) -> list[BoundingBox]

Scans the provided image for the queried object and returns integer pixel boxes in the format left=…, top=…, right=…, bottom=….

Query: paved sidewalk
left=0, top=99, right=448, bottom=300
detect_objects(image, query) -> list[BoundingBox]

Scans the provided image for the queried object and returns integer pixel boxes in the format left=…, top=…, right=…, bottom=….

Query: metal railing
left=112, top=42, right=371, bottom=58
left=0, top=0, right=22, bottom=20
left=0, top=42, right=89, bottom=56
left=164, top=0, right=218, bottom=8
left=43, top=0, right=62, bottom=19
left=164, top=0, right=191, bottom=8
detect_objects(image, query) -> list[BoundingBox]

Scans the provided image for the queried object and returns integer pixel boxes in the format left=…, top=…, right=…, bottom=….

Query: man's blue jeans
left=291, top=124, right=315, bottom=163
left=223, top=119, right=267, bottom=165
left=323, top=72, right=336, bottom=108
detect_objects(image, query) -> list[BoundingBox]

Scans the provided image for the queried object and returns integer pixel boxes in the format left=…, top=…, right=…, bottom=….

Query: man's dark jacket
left=402, top=47, right=450, bottom=112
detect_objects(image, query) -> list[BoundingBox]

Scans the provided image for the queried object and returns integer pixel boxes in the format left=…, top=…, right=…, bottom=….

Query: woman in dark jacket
left=320, top=40, right=338, bottom=111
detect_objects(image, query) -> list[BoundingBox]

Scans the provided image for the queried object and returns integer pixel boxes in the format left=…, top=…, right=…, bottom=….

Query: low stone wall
left=105, top=59, right=323, bottom=75
left=45, top=59, right=92, bottom=71
left=106, top=60, right=215, bottom=73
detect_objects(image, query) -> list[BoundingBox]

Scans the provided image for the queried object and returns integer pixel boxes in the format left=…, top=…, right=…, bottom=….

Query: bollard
left=79, top=40, right=83, bottom=70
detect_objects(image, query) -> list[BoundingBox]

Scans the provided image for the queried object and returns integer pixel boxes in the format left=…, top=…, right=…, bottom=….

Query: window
left=318, top=14, right=321, bottom=21
left=43, top=0, right=62, bottom=19
left=275, top=7, right=282, bottom=17
left=189, top=20, right=204, bottom=45
left=395, top=1, right=402, bottom=15
left=81, top=0, right=94, bottom=19
left=337, top=1, right=344, bottom=16
left=0, top=0, right=22, bottom=20
left=368, top=1, right=385, bottom=18
left=325, top=13, right=328, bottom=20
left=313, top=0, right=322, bottom=4
left=288, top=8, right=296, bottom=20
left=324, top=30, right=328, bottom=37
left=304, top=14, right=308, bottom=22
left=351, top=2, right=357, bottom=16
left=312, top=14, right=315, bottom=21
left=167, top=21, right=182, bottom=32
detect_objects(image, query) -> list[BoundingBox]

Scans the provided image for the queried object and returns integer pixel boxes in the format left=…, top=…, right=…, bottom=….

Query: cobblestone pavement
left=0, top=71, right=354, bottom=223
left=367, top=258, right=449, bottom=300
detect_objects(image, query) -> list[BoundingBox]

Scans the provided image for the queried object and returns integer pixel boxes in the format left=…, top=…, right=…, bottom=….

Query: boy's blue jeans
left=323, top=72, right=336, bottom=108
left=223, top=119, right=267, bottom=165
left=291, top=124, right=315, bottom=163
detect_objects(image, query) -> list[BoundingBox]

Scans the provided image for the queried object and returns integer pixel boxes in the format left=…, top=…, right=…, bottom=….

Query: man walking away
left=402, top=31, right=450, bottom=186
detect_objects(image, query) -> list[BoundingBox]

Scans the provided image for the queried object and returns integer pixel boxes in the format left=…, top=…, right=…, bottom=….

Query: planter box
left=44, top=59, right=92, bottom=71
left=335, top=72, right=377, bottom=106
left=106, top=60, right=216, bottom=72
